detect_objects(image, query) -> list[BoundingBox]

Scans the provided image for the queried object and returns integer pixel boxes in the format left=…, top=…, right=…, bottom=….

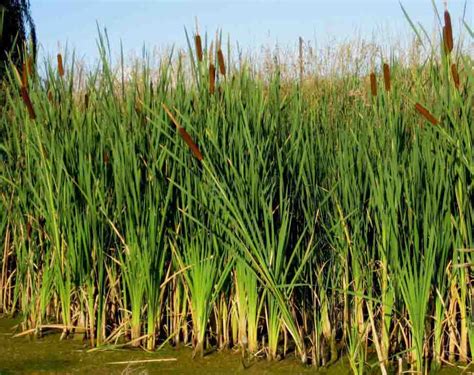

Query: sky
left=31, top=0, right=472, bottom=63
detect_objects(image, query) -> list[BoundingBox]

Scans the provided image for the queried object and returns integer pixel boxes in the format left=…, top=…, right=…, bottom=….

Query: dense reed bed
left=0, top=9, right=473, bottom=374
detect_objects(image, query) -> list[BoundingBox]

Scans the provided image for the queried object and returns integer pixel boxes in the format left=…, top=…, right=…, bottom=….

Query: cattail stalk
left=162, top=103, right=203, bottom=161
left=415, top=103, right=439, bottom=125
left=20, top=87, right=36, bottom=120
left=195, top=35, right=203, bottom=62
left=383, top=63, right=391, bottom=92
left=217, top=49, right=226, bottom=76
left=370, top=73, right=377, bottom=97
left=57, top=53, right=65, bottom=77
left=209, top=64, right=216, bottom=95
left=444, top=11, right=454, bottom=54
left=451, top=63, right=460, bottom=89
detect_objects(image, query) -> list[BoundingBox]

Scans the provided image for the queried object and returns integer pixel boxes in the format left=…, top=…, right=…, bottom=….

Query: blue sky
left=31, top=1, right=472, bottom=62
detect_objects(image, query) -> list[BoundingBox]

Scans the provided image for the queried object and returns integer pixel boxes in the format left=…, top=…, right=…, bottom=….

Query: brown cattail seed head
left=415, top=103, right=439, bottom=125
left=217, top=49, right=226, bottom=76
left=178, top=127, right=204, bottom=161
left=21, top=63, right=28, bottom=88
left=85, top=93, right=89, bottom=108
left=451, top=63, right=460, bottom=89
left=383, top=63, right=391, bottom=92
left=209, top=63, right=216, bottom=94
left=194, top=35, right=203, bottom=62
left=20, top=86, right=36, bottom=120
left=370, top=72, right=377, bottom=97
left=162, top=103, right=204, bottom=162
left=443, top=10, right=454, bottom=54
left=57, top=53, right=65, bottom=77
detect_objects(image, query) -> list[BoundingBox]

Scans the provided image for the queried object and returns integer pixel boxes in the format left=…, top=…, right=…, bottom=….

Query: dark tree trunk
left=0, top=0, right=36, bottom=77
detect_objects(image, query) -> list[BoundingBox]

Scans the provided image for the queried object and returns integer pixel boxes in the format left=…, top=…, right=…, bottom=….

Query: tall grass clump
left=0, top=5, right=473, bottom=374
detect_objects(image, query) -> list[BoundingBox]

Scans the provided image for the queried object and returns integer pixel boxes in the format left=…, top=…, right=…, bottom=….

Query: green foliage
left=0, top=13, right=473, bottom=375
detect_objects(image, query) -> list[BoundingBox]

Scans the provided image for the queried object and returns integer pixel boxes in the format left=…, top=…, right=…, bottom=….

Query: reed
left=444, top=10, right=454, bottom=54
left=57, top=53, right=65, bottom=77
left=20, top=86, right=36, bottom=119
left=162, top=103, right=203, bottom=161
left=451, top=63, right=460, bottom=89
left=217, top=49, right=226, bottom=76
left=209, top=63, right=216, bottom=94
left=194, top=34, right=203, bottom=62
left=369, top=72, right=377, bottom=97
left=21, top=63, right=28, bottom=87
left=414, top=102, right=440, bottom=125
left=383, top=63, right=391, bottom=92
left=0, top=5, right=472, bottom=375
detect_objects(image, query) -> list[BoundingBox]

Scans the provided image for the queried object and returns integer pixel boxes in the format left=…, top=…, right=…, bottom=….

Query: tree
left=0, top=0, right=36, bottom=75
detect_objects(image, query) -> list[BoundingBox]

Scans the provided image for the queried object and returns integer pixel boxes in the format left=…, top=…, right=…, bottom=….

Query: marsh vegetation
left=0, top=5, right=473, bottom=374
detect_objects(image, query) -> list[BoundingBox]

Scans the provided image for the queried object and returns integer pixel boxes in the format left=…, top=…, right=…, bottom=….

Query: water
left=0, top=318, right=344, bottom=374
left=1, top=318, right=469, bottom=374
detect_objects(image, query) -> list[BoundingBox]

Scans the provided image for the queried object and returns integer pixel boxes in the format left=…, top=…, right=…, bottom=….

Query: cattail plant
left=162, top=103, right=203, bottom=161
left=209, top=63, right=216, bottom=94
left=383, top=63, right=391, bottom=92
left=370, top=72, right=377, bottom=97
left=0, top=7, right=472, bottom=375
left=217, top=49, right=226, bottom=76
left=443, top=10, right=454, bottom=54
left=57, top=53, right=65, bottom=77
left=451, top=63, right=460, bottom=89
left=20, top=86, right=36, bottom=119
left=21, top=62, right=28, bottom=87
left=415, top=103, right=439, bottom=125
left=195, top=34, right=203, bottom=62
